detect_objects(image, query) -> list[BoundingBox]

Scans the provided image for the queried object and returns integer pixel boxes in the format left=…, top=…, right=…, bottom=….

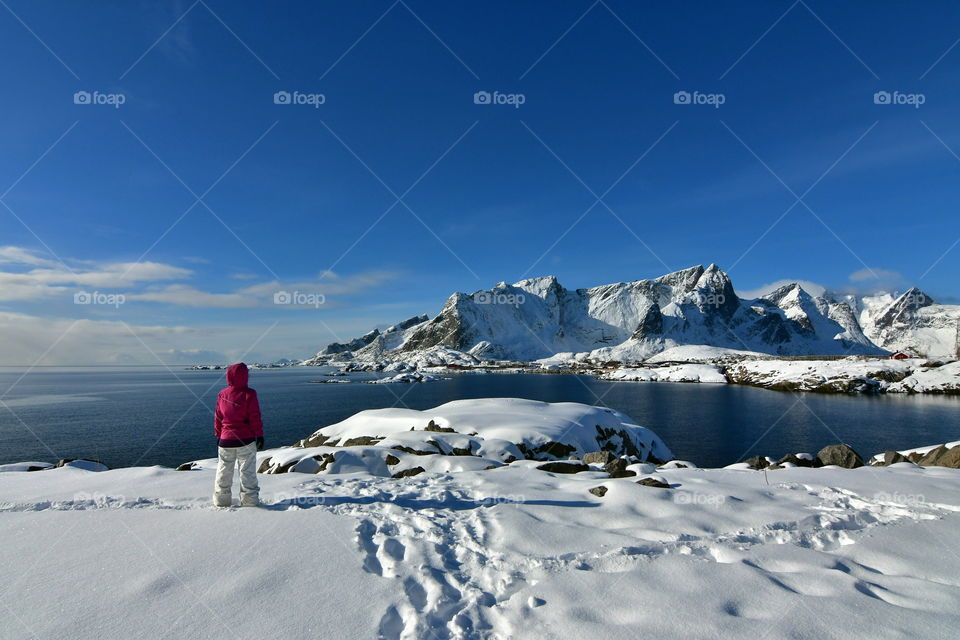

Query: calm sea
left=1, top=366, right=957, bottom=469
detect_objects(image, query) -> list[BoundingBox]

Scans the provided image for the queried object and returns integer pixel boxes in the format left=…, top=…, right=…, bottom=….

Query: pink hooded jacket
left=214, top=363, right=263, bottom=445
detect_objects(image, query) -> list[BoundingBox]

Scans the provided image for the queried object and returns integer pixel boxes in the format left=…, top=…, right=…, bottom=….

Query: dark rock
left=342, top=436, right=384, bottom=447
left=483, top=465, right=500, bottom=470
left=424, top=419, right=456, bottom=433
left=744, top=455, right=769, bottom=470
left=384, top=454, right=401, bottom=466
left=881, top=450, right=907, bottom=466
left=777, top=453, right=817, bottom=468
left=275, top=460, right=299, bottom=474
left=26, top=465, right=47, bottom=472
left=636, top=477, right=671, bottom=489
left=536, top=461, right=590, bottom=474
left=518, top=441, right=578, bottom=460
left=919, top=445, right=960, bottom=468
left=316, top=454, right=335, bottom=472
left=451, top=447, right=474, bottom=456
left=176, top=462, right=198, bottom=471
left=588, top=486, right=608, bottom=497
left=391, top=445, right=439, bottom=456
left=815, top=444, right=864, bottom=469
left=392, top=466, right=425, bottom=479
left=298, top=433, right=337, bottom=448
left=907, top=451, right=923, bottom=464
left=257, top=457, right=273, bottom=473
left=604, top=458, right=636, bottom=478
left=584, top=451, right=616, bottom=465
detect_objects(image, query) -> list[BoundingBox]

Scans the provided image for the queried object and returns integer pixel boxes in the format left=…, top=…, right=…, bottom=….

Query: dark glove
left=256, top=436, right=265, bottom=451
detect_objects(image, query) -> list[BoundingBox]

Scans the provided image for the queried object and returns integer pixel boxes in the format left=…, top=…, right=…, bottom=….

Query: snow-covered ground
left=4, top=399, right=960, bottom=639
left=3, top=459, right=960, bottom=638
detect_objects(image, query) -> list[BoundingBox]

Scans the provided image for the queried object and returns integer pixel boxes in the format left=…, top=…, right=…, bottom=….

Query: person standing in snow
left=213, top=362, right=264, bottom=507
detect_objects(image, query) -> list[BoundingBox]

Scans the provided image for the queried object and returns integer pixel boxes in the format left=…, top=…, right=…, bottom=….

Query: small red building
left=889, top=352, right=910, bottom=360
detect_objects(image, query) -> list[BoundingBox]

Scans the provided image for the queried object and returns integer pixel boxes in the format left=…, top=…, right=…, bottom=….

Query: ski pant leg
left=237, top=442, right=260, bottom=506
left=213, top=446, right=238, bottom=506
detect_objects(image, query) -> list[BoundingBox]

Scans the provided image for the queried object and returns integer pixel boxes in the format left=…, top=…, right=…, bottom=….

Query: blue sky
left=1, top=0, right=959, bottom=364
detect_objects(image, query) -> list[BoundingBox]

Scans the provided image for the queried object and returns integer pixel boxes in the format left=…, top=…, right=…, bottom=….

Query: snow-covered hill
left=303, top=265, right=959, bottom=366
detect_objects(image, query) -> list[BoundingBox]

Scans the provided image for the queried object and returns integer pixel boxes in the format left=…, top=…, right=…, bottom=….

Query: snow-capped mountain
left=844, top=288, right=960, bottom=357
left=303, top=265, right=960, bottom=365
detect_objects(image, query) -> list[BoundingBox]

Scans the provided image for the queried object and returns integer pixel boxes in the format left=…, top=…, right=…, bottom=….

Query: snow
left=3, top=455, right=960, bottom=638
left=599, top=364, right=727, bottom=384
left=645, top=344, right=767, bottom=363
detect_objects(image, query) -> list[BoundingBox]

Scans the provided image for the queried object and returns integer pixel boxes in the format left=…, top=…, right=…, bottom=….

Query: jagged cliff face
left=305, top=266, right=959, bottom=364
left=855, top=288, right=960, bottom=357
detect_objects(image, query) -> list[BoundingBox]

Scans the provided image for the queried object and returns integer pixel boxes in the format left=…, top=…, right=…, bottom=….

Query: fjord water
left=1, top=366, right=957, bottom=469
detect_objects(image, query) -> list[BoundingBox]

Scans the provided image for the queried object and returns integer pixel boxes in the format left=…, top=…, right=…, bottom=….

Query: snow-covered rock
left=599, top=364, right=727, bottom=383
left=725, top=358, right=960, bottom=394
left=263, top=399, right=674, bottom=475
left=368, top=372, right=442, bottom=384
left=887, top=360, right=960, bottom=394
left=726, top=358, right=917, bottom=393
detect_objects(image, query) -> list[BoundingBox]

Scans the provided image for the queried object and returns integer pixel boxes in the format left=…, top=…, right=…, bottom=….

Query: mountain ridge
left=303, top=265, right=960, bottom=365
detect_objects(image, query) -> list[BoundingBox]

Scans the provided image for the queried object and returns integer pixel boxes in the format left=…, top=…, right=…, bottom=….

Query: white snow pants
left=213, top=441, right=260, bottom=507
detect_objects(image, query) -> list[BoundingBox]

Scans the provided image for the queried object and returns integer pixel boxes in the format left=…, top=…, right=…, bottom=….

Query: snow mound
left=260, top=399, right=674, bottom=475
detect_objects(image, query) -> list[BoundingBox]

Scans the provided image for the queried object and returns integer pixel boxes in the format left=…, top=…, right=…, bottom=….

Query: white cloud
left=0, top=246, right=193, bottom=302
left=0, top=312, right=215, bottom=365
left=126, top=285, right=256, bottom=308
left=0, top=246, right=62, bottom=268
left=0, top=246, right=398, bottom=308
left=849, top=268, right=904, bottom=283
